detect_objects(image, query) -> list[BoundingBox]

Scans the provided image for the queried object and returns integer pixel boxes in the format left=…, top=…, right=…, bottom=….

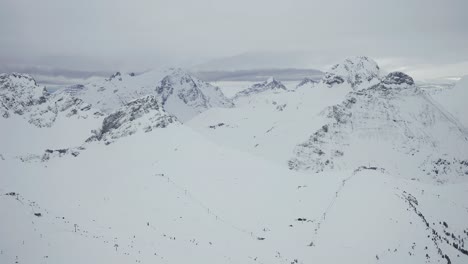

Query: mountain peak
left=381, top=71, right=415, bottom=88
left=155, top=70, right=233, bottom=122
left=322, top=56, right=381, bottom=89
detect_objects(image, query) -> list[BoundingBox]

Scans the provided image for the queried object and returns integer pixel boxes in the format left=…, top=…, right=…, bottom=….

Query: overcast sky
left=1, top=0, right=467, bottom=79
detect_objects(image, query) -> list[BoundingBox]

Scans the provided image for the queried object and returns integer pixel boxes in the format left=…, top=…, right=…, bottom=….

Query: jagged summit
left=321, top=56, right=381, bottom=90
left=233, top=77, right=287, bottom=99
left=89, top=95, right=177, bottom=144
left=381, top=71, right=415, bottom=88
left=155, top=68, right=233, bottom=122
left=58, top=68, right=232, bottom=122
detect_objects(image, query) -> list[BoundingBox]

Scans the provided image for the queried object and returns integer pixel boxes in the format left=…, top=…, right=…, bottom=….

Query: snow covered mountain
left=61, top=69, right=233, bottom=122
left=289, top=71, right=468, bottom=183
left=321, top=56, right=381, bottom=90
left=2, top=56, right=468, bottom=264
left=89, top=95, right=178, bottom=144
left=1, top=73, right=99, bottom=127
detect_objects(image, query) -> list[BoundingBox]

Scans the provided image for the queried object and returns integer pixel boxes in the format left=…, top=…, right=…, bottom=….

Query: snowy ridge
left=233, top=77, right=287, bottom=100
left=321, top=56, right=381, bottom=90
left=296, top=77, right=318, bottom=89
left=57, top=70, right=169, bottom=114
left=59, top=68, right=232, bottom=122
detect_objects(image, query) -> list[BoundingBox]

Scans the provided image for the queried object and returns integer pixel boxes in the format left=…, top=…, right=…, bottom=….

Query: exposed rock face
left=382, top=71, right=415, bottom=88
left=90, top=95, right=178, bottom=144
left=289, top=72, right=468, bottom=183
left=321, top=56, right=381, bottom=90
left=0, top=73, right=99, bottom=127
left=0, top=73, right=48, bottom=117
left=233, top=77, right=287, bottom=99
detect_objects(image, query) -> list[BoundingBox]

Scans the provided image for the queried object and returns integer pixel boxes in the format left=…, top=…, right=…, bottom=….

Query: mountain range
left=1, top=56, right=467, bottom=264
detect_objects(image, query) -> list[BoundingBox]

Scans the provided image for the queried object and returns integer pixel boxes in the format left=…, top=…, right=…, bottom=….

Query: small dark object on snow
left=257, top=237, right=265, bottom=240
left=34, top=213, right=42, bottom=217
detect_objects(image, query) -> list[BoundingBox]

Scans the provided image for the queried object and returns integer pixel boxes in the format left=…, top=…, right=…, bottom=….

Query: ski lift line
left=312, top=167, right=385, bottom=242
left=155, top=173, right=259, bottom=239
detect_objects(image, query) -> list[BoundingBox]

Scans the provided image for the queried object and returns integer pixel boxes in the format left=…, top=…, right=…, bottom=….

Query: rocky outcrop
left=381, top=71, right=415, bottom=88
left=89, top=95, right=177, bottom=144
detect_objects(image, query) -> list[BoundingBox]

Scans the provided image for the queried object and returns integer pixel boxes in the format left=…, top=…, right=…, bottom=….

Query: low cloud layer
left=1, top=0, right=467, bottom=78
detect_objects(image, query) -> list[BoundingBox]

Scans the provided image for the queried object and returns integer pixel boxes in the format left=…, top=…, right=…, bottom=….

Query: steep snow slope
left=62, top=69, right=233, bottom=122
left=2, top=124, right=468, bottom=264
left=431, top=76, right=468, bottom=128
left=289, top=72, right=468, bottom=183
left=0, top=73, right=103, bottom=156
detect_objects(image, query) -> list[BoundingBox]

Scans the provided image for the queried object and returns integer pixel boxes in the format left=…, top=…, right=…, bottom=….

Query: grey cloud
left=0, top=0, right=467, bottom=75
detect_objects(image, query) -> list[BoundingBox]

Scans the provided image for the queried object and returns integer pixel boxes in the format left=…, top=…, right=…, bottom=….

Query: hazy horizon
left=1, top=0, right=467, bottom=82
